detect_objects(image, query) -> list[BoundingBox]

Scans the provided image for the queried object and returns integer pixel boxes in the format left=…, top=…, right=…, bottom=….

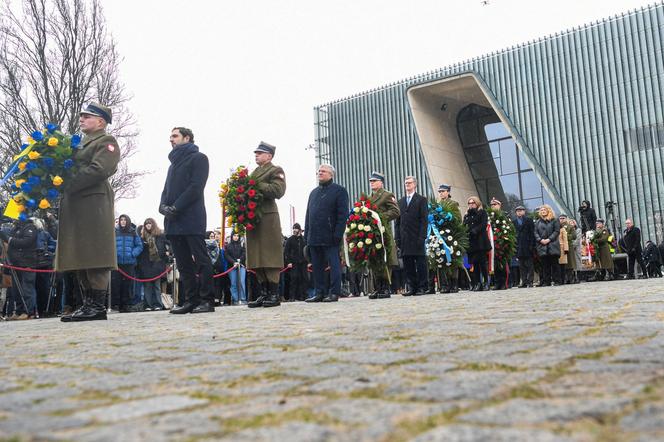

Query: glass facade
left=458, top=104, right=560, bottom=214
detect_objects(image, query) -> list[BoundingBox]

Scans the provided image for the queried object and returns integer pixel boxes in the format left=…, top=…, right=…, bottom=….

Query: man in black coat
left=395, top=176, right=428, bottom=296
left=578, top=200, right=597, bottom=234
left=304, top=164, right=349, bottom=303
left=159, top=127, right=214, bottom=314
left=513, top=205, right=535, bottom=288
left=623, top=218, right=647, bottom=279
left=284, top=223, right=308, bottom=301
left=5, top=219, right=38, bottom=319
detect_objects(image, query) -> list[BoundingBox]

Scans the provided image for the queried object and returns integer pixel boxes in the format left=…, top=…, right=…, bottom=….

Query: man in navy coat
left=159, top=127, right=214, bottom=314
left=395, top=176, right=429, bottom=296
left=304, top=164, right=349, bottom=303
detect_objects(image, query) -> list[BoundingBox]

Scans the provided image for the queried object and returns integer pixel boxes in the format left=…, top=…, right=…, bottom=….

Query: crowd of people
left=1, top=101, right=662, bottom=322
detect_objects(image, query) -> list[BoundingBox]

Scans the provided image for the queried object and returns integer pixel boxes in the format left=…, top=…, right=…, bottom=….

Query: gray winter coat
left=534, top=218, right=561, bottom=257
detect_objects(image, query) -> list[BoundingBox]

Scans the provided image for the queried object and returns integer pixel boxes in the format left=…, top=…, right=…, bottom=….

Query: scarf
left=147, top=235, right=159, bottom=262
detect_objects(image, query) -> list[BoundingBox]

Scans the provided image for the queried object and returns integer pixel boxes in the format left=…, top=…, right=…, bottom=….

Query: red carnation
left=248, top=179, right=256, bottom=185
left=248, top=211, right=256, bottom=219
left=235, top=195, right=243, bottom=202
left=238, top=205, right=246, bottom=212
left=248, top=189, right=256, bottom=198
left=248, top=201, right=257, bottom=209
left=354, top=202, right=362, bottom=207
left=372, top=219, right=378, bottom=225
left=246, top=223, right=254, bottom=231
left=368, top=233, right=374, bottom=238
left=237, top=185, right=245, bottom=193
left=358, top=232, right=365, bottom=238
left=238, top=214, right=245, bottom=222
left=365, top=202, right=371, bottom=208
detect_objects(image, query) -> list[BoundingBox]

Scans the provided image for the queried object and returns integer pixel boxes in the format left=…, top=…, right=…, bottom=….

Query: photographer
left=578, top=200, right=597, bottom=234
left=5, top=218, right=39, bottom=319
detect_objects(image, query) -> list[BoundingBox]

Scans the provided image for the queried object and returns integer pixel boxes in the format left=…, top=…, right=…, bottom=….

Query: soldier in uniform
left=593, top=219, right=615, bottom=281
left=247, top=142, right=286, bottom=308
left=367, top=172, right=400, bottom=299
left=436, top=184, right=462, bottom=293
left=57, top=103, right=120, bottom=322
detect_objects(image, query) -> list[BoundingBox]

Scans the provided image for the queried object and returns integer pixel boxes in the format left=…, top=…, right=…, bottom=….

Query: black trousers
left=403, top=255, right=428, bottom=292
left=168, top=234, right=214, bottom=304
left=470, top=252, right=489, bottom=286
left=111, top=264, right=135, bottom=307
left=493, top=267, right=508, bottom=289
left=539, top=255, right=561, bottom=285
left=518, top=256, right=534, bottom=285
left=627, top=252, right=647, bottom=278
left=287, top=264, right=309, bottom=300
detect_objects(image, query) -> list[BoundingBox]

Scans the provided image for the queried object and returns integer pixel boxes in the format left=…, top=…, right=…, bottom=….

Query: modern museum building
left=313, top=3, right=664, bottom=241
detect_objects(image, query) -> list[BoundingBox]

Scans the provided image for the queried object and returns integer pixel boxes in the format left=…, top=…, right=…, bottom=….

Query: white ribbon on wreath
left=343, top=208, right=387, bottom=266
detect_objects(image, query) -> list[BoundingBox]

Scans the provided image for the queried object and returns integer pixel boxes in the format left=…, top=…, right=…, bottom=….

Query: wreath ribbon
left=427, top=222, right=452, bottom=262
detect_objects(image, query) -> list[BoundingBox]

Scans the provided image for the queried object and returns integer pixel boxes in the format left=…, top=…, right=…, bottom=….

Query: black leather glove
left=159, top=204, right=177, bottom=218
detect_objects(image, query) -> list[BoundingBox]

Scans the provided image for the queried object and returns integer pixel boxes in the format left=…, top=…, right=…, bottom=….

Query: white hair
left=319, top=164, right=336, bottom=176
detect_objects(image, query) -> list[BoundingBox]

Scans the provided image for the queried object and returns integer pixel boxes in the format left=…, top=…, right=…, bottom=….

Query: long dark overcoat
left=463, top=208, right=491, bottom=257
left=514, top=215, right=535, bottom=258
left=55, top=130, right=120, bottom=272
left=370, top=188, right=400, bottom=267
left=246, top=162, right=286, bottom=269
left=395, top=192, right=428, bottom=257
left=304, top=180, right=349, bottom=247
left=160, top=143, right=209, bottom=235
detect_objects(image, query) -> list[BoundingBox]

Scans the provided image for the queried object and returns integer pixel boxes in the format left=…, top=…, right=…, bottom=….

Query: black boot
left=450, top=278, right=459, bottom=293
left=61, top=290, right=91, bottom=322
left=68, top=290, right=108, bottom=322
left=191, top=300, right=215, bottom=313
left=262, top=283, right=281, bottom=308
left=170, top=301, right=198, bottom=314
left=305, top=291, right=324, bottom=303
left=322, top=293, right=339, bottom=302
left=248, top=282, right=267, bottom=308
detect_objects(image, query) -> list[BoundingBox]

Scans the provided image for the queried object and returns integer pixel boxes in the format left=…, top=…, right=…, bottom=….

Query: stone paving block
left=620, top=402, right=664, bottom=431
left=72, top=395, right=208, bottom=423
left=412, top=424, right=574, bottom=442
left=458, top=397, right=631, bottom=424
left=221, top=422, right=340, bottom=442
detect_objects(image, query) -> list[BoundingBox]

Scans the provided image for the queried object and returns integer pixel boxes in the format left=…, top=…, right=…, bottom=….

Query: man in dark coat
left=623, top=218, right=647, bottom=279
left=513, top=205, right=535, bottom=288
left=6, top=219, right=38, bottom=319
left=643, top=240, right=662, bottom=277
left=246, top=142, right=286, bottom=308
left=160, top=127, right=214, bottom=314
left=57, top=102, right=120, bottom=322
left=284, top=223, right=308, bottom=301
left=395, top=176, right=428, bottom=296
left=304, top=164, right=349, bottom=303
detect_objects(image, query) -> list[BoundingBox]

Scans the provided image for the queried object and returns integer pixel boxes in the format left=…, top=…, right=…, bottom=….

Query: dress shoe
left=518, top=284, right=528, bottom=288
left=191, top=301, right=215, bottom=313
left=305, top=293, right=324, bottom=303
left=322, top=294, right=339, bottom=302
left=425, top=288, right=435, bottom=294
left=368, top=292, right=379, bottom=300
left=68, top=308, right=107, bottom=322
left=170, top=301, right=198, bottom=314
left=402, top=291, right=414, bottom=297
left=248, top=296, right=265, bottom=308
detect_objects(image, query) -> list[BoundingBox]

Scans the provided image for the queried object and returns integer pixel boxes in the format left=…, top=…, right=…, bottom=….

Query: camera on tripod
left=604, top=201, right=617, bottom=212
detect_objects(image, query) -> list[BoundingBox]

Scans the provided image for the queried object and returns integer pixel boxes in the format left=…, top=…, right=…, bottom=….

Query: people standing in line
left=395, top=176, right=428, bottom=296
left=623, top=218, right=647, bottom=280
left=137, top=218, right=167, bottom=311
left=463, top=196, right=491, bottom=291
left=643, top=240, right=662, bottom=278
left=160, top=127, right=215, bottom=314
left=284, top=223, right=308, bottom=301
left=578, top=200, right=597, bottom=234
left=225, top=232, right=247, bottom=305
left=367, top=172, right=400, bottom=299
left=592, top=219, right=615, bottom=281
left=534, top=205, right=561, bottom=286
left=246, top=142, right=287, bottom=309
left=57, top=102, right=120, bottom=322
left=557, top=214, right=570, bottom=283
left=304, top=164, right=349, bottom=303
left=513, top=205, right=535, bottom=288
left=111, top=214, right=143, bottom=312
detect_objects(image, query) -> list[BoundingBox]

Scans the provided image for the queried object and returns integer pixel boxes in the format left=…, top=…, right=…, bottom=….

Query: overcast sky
left=105, top=0, right=653, bottom=234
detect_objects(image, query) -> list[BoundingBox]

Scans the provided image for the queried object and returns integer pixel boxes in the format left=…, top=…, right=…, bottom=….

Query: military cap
left=514, top=205, right=526, bottom=211
left=369, top=171, right=385, bottom=182
left=438, top=184, right=451, bottom=192
left=558, top=213, right=568, bottom=218
left=596, top=218, right=605, bottom=224
left=80, top=102, right=112, bottom=124
left=254, top=141, right=276, bottom=155
left=490, top=197, right=502, bottom=206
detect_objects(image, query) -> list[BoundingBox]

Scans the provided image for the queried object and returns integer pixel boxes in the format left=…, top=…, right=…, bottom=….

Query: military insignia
left=392, top=196, right=396, bottom=203
left=278, top=173, right=285, bottom=179
left=107, top=144, right=116, bottom=152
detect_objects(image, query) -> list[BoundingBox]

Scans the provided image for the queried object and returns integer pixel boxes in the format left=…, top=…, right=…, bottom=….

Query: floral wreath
left=343, top=194, right=389, bottom=273
left=219, top=166, right=263, bottom=235
left=487, top=207, right=517, bottom=271
left=426, top=199, right=468, bottom=273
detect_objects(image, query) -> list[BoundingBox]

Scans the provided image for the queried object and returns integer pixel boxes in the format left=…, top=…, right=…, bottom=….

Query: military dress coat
left=55, top=130, right=120, bottom=272
left=594, top=228, right=614, bottom=270
left=246, top=162, right=286, bottom=269
left=565, top=226, right=578, bottom=269
left=558, top=225, right=569, bottom=265
left=369, top=188, right=400, bottom=267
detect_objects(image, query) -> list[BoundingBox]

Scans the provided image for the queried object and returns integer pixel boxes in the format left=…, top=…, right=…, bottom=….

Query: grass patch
left=454, top=362, right=523, bottom=372
left=218, top=407, right=340, bottom=433
left=575, top=347, right=618, bottom=360
left=506, top=384, right=547, bottom=399
left=189, top=391, right=247, bottom=405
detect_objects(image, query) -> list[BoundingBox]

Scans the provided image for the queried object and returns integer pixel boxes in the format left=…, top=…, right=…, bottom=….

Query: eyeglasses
left=468, top=201, right=477, bottom=205
left=490, top=203, right=499, bottom=206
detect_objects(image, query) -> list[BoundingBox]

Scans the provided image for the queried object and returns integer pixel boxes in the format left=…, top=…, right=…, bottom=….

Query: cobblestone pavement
left=1, top=279, right=663, bottom=442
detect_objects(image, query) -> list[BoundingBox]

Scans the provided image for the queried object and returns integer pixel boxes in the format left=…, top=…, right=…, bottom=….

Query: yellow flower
left=47, top=137, right=58, bottom=147
left=52, top=176, right=63, bottom=186
left=18, top=162, right=26, bottom=171
left=28, top=151, right=41, bottom=160
left=15, top=179, right=26, bottom=187
left=38, top=199, right=50, bottom=209
left=27, top=136, right=34, bottom=144
left=17, top=205, right=25, bottom=213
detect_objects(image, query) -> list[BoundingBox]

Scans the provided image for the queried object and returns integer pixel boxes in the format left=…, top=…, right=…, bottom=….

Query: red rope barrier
left=0, top=263, right=56, bottom=273
left=116, top=266, right=172, bottom=283
left=212, top=267, right=236, bottom=278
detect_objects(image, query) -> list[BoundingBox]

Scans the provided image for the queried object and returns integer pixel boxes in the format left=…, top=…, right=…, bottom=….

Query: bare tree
left=0, top=0, right=146, bottom=203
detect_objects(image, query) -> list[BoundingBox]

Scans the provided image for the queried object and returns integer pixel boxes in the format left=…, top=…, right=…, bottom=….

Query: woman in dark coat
left=463, top=196, right=491, bottom=291
left=137, top=218, right=168, bottom=310
left=534, top=205, right=561, bottom=286
left=578, top=200, right=597, bottom=234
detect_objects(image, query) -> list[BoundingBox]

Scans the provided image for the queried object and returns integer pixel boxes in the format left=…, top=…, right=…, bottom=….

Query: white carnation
left=375, top=243, right=383, bottom=249
left=349, top=242, right=356, bottom=249
left=353, top=207, right=360, bottom=213
left=365, top=238, right=373, bottom=245
left=364, top=225, right=371, bottom=232
left=361, top=207, right=368, bottom=213
left=357, top=224, right=364, bottom=230
left=350, top=223, right=357, bottom=229
left=357, top=241, right=364, bottom=248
